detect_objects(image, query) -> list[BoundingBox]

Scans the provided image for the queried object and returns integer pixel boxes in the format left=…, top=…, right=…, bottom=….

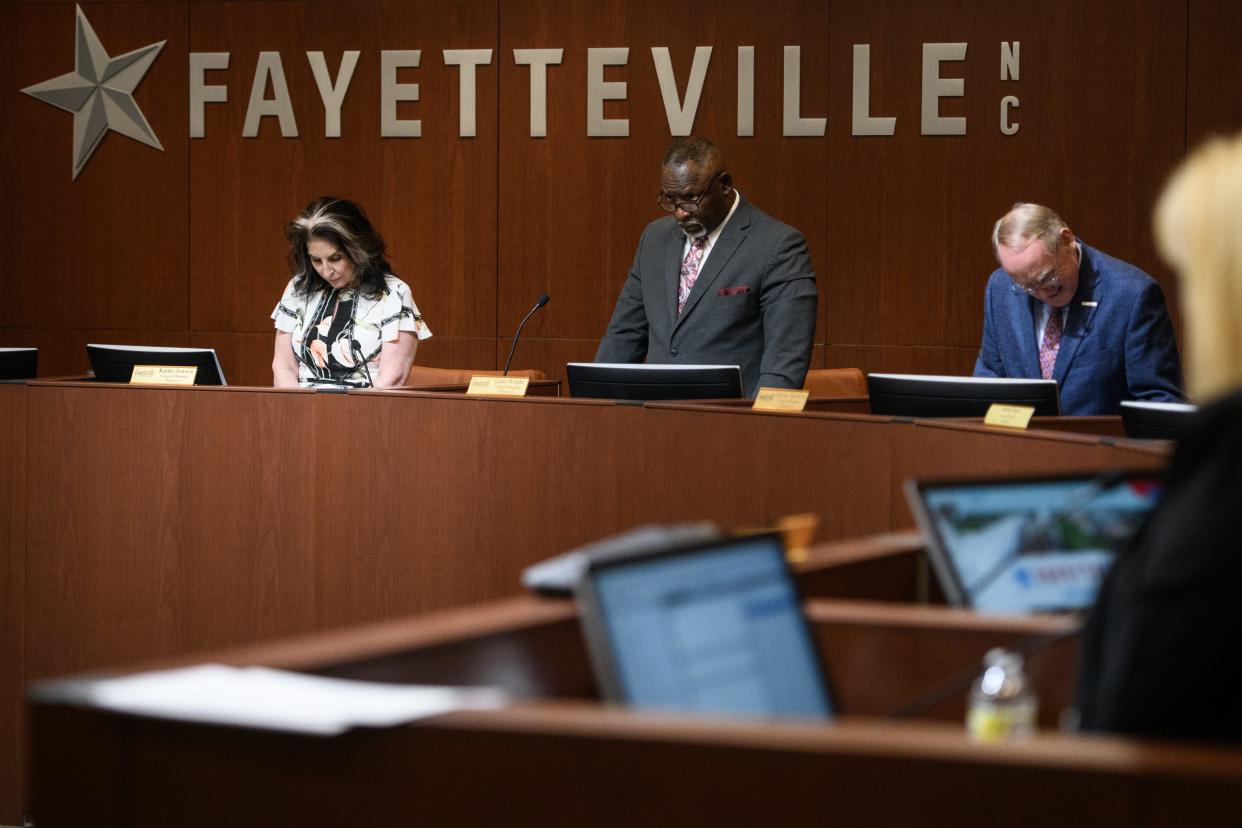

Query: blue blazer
left=973, top=241, right=1183, bottom=415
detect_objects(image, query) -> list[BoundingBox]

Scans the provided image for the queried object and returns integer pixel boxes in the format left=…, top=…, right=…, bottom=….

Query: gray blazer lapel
left=675, top=200, right=751, bottom=327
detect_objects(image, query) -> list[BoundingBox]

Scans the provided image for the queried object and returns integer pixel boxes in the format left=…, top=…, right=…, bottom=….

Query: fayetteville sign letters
left=22, top=6, right=1025, bottom=179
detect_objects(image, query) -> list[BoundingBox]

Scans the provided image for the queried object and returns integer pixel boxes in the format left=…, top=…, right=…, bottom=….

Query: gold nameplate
left=466, top=376, right=530, bottom=397
left=130, top=365, right=198, bottom=386
left=984, top=403, right=1035, bottom=429
left=753, top=387, right=810, bottom=412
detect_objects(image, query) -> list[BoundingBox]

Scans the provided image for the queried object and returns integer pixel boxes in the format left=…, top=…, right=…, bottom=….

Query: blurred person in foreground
left=1077, top=135, right=1242, bottom=742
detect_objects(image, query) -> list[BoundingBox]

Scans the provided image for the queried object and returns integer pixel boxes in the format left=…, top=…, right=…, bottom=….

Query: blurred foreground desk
left=29, top=590, right=1242, bottom=827
left=0, top=381, right=1170, bottom=821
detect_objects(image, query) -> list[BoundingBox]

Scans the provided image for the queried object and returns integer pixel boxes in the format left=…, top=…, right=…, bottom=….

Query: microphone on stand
left=503, top=293, right=550, bottom=376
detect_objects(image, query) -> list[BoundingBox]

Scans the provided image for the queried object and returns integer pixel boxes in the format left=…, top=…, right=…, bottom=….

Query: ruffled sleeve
left=271, top=277, right=302, bottom=334
left=380, top=277, right=433, bottom=342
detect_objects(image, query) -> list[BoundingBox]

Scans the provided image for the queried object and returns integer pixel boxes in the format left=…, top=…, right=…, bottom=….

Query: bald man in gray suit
left=595, top=138, right=818, bottom=396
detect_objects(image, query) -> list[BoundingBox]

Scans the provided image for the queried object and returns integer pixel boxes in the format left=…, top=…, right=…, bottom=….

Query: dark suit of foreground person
left=596, top=138, right=817, bottom=395
left=1078, top=135, right=1242, bottom=743
left=974, top=203, right=1183, bottom=415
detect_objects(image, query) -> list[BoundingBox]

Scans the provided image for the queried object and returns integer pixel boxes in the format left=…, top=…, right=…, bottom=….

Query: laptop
left=575, top=532, right=833, bottom=720
left=904, top=471, right=1163, bottom=614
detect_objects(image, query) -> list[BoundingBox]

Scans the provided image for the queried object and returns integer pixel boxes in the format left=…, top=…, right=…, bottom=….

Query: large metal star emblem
left=21, top=5, right=166, bottom=179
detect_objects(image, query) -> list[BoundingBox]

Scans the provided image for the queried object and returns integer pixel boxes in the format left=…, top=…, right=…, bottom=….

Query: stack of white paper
left=57, top=664, right=508, bottom=735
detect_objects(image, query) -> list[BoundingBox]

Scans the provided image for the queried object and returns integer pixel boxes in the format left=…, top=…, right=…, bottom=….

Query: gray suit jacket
left=595, top=197, right=818, bottom=395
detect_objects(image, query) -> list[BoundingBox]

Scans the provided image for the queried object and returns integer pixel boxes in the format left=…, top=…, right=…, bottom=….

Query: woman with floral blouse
left=272, top=197, right=431, bottom=388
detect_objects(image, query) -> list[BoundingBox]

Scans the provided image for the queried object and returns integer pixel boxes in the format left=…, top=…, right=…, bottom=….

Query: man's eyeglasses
left=1016, top=266, right=1061, bottom=296
left=657, top=171, right=724, bottom=213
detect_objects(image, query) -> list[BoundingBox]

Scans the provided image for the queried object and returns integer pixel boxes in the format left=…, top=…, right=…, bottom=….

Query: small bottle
left=966, top=648, right=1038, bottom=742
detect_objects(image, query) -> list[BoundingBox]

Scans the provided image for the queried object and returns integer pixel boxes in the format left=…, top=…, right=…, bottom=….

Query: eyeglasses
left=657, top=171, right=724, bottom=213
left=1017, top=269, right=1062, bottom=296
left=1013, top=250, right=1069, bottom=296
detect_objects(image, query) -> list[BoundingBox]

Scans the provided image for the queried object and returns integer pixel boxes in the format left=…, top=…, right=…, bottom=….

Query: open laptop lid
left=87, top=344, right=228, bottom=386
left=0, top=347, right=37, bottom=381
left=566, top=363, right=743, bottom=401
left=575, top=532, right=833, bottom=720
left=904, top=470, right=1163, bottom=614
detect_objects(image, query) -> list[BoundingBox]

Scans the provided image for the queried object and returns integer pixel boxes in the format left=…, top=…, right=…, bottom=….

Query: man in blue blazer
left=596, top=138, right=818, bottom=396
left=974, top=203, right=1183, bottom=415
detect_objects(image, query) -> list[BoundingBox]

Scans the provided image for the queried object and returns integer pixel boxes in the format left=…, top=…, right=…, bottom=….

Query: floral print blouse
left=272, top=275, right=432, bottom=387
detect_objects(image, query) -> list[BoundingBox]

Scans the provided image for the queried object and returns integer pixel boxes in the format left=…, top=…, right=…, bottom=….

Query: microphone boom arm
left=503, top=293, right=550, bottom=375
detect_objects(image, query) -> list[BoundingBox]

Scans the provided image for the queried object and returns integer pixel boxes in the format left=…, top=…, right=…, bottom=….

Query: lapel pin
left=1081, top=301, right=1098, bottom=307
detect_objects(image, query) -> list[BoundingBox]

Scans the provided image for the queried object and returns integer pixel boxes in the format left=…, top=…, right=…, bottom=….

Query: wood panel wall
left=2, top=1, right=1240, bottom=385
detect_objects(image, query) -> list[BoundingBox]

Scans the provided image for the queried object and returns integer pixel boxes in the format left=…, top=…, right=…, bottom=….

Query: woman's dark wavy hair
left=286, top=197, right=394, bottom=298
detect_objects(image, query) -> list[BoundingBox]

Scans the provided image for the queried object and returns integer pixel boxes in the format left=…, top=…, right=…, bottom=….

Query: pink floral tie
left=677, top=237, right=708, bottom=314
left=1039, top=307, right=1063, bottom=380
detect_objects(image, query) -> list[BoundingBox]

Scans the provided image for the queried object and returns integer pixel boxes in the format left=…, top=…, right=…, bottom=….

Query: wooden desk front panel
left=29, top=712, right=1156, bottom=827
left=642, top=406, right=899, bottom=538
left=0, top=384, right=27, bottom=819
left=795, top=532, right=931, bottom=603
left=310, top=393, right=634, bottom=628
left=24, top=385, right=320, bottom=676
left=19, top=387, right=1168, bottom=676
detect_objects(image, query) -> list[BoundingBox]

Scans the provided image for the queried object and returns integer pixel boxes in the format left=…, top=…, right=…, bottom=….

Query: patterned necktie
left=1039, top=306, right=1064, bottom=380
left=677, top=236, right=708, bottom=314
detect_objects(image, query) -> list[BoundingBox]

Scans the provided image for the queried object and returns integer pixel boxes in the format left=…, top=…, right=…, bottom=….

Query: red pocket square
left=718, top=286, right=751, bottom=296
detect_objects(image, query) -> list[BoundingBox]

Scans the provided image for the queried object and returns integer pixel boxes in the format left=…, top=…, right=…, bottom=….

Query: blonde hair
left=1155, top=134, right=1242, bottom=401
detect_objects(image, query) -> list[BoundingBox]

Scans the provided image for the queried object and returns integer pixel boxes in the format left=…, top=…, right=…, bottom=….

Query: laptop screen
left=906, top=472, right=1163, bottom=614
left=578, top=534, right=832, bottom=720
